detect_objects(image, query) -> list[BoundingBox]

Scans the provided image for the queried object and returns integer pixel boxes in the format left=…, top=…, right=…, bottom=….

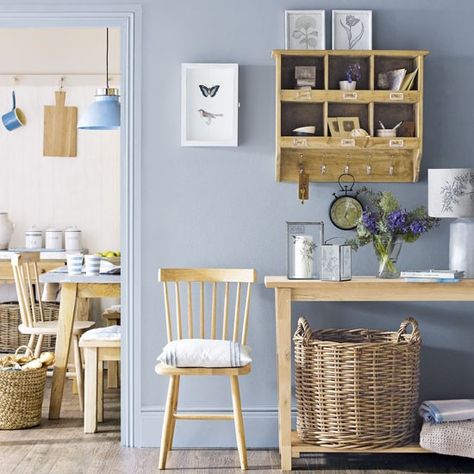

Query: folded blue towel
left=419, top=399, right=474, bottom=424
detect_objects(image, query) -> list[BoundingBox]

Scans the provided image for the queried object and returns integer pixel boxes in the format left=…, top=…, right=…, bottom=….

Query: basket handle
left=15, top=346, right=34, bottom=357
left=294, top=317, right=312, bottom=343
left=396, top=317, right=421, bottom=342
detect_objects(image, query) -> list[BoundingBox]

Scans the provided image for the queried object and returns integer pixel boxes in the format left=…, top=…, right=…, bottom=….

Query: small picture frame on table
left=328, top=118, right=341, bottom=137
left=181, top=63, right=239, bottom=147
left=332, top=10, right=372, bottom=50
left=285, top=10, right=325, bottom=50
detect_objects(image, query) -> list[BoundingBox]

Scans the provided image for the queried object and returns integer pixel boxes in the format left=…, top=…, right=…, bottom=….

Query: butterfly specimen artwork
left=181, top=63, right=238, bottom=146
left=199, top=85, right=220, bottom=97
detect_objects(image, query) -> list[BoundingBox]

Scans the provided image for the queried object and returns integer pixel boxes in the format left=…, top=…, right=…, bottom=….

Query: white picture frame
left=285, top=10, right=325, bottom=50
left=332, top=10, right=372, bottom=50
left=181, top=63, right=238, bottom=147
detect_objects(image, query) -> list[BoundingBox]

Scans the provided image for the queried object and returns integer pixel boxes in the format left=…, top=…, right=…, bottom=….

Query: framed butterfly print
left=181, top=63, right=239, bottom=147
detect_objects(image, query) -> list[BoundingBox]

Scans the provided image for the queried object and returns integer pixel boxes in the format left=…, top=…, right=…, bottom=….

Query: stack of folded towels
left=419, top=399, right=474, bottom=458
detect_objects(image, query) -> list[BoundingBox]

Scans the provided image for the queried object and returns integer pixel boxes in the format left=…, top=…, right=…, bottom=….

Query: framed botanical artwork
left=332, top=10, right=372, bottom=50
left=181, top=63, right=238, bottom=147
left=285, top=10, right=325, bottom=50
left=328, top=118, right=341, bottom=137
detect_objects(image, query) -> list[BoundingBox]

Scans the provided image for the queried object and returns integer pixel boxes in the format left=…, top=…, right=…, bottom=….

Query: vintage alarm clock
left=329, top=174, right=363, bottom=230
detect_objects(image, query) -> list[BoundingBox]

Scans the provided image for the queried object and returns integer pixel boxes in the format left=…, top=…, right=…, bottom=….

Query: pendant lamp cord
left=106, top=27, right=110, bottom=90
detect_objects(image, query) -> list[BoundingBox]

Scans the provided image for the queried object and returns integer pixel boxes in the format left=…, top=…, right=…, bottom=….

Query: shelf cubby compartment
left=374, top=56, right=419, bottom=91
left=374, top=103, right=417, bottom=137
left=281, top=55, right=325, bottom=90
left=327, top=103, right=369, bottom=136
left=281, top=102, right=324, bottom=137
left=328, top=55, right=371, bottom=90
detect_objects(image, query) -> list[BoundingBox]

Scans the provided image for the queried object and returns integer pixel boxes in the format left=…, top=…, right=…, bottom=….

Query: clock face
left=330, top=196, right=363, bottom=230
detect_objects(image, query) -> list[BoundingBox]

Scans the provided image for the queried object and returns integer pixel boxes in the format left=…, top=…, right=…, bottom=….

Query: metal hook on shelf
left=388, top=154, right=395, bottom=176
left=344, top=155, right=350, bottom=174
left=58, top=76, right=64, bottom=90
left=366, top=155, right=372, bottom=176
left=320, top=155, right=327, bottom=175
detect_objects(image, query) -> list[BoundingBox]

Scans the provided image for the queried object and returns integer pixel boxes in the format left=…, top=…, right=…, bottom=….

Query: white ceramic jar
left=0, top=213, right=14, bottom=250
left=25, top=227, right=43, bottom=249
left=45, top=228, right=63, bottom=250
left=64, top=227, right=82, bottom=251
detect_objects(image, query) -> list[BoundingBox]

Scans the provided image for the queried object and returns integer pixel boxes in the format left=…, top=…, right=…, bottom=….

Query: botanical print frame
left=338, top=117, right=360, bottom=137
left=181, top=63, right=238, bottom=147
left=285, top=10, right=325, bottom=50
left=332, top=10, right=372, bottom=50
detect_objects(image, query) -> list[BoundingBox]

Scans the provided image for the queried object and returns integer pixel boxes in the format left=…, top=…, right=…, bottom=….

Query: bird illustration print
left=198, top=109, right=224, bottom=125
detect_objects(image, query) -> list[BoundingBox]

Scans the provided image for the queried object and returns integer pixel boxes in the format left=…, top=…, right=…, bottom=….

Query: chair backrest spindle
left=199, top=282, right=205, bottom=338
left=232, top=282, right=241, bottom=342
left=163, top=282, right=172, bottom=342
left=175, top=282, right=182, bottom=339
left=187, top=281, right=193, bottom=338
left=211, top=282, right=217, bottom=339
left=222, top=282, right=229, bottom=340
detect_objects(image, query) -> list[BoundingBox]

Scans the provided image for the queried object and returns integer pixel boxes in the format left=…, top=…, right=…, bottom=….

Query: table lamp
left=428, top=169, right=474, bottom=277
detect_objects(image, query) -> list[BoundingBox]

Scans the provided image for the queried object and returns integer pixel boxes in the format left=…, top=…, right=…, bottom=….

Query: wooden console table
left=264, top=276, right=474, bottom=471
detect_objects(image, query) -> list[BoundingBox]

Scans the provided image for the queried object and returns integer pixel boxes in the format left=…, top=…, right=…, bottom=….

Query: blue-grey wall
left=138, top=0, right=474, bottom=448
left=5, top=0, right=473, bottom=448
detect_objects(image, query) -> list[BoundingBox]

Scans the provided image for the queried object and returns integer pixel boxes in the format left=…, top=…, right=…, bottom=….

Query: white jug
left=0, top=213, right=14, bottom=250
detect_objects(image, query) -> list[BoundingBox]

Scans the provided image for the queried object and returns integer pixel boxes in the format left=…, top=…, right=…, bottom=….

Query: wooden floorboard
left=1, top=379, right=474, bottom=473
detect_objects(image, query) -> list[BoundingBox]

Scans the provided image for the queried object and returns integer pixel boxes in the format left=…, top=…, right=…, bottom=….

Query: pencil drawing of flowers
left=340, top=14, right=364, bottom=49
left=440, top=172, right=474, bottom=213
left=292, top=15, right=318, bottom=49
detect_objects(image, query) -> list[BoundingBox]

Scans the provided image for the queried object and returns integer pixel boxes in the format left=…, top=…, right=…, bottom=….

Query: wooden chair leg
left=166, top=375, right=180, bottom=453
left=84, top=347, right=98, bottom=434
left=34, top=335, right=44, bottom=358
left=98, top=359, right=104, bottom=423
left=107, top=360, right=119, bottom=389
left=230, top=375, right=248, bottom=470
left=27, top=334, right=36, bottom=354
left=159, top=375, right=179, bottom=470
left=72, top=336, right=84, bottom=412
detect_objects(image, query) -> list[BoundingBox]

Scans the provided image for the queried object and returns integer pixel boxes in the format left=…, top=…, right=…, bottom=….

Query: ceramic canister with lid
left=45, top=228, right=63, bottom=250
left=64, top=227, right=82, bottom=251
left=25, top=227, right=43, bottom=249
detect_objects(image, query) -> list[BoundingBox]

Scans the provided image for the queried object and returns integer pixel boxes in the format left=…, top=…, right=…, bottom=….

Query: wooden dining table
left=39, top=271, right=121, bottom=419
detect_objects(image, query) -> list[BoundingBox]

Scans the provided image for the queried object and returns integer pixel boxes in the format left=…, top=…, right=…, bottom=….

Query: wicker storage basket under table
left=0, top=302, right=59, bottom=353
left=0, top=365, right=47, bottom=429
left=294, top=317, right=421, bottom=450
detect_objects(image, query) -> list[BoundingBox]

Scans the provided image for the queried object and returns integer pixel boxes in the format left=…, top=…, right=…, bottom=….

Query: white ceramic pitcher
left=0, top=213, right=14, bottom=250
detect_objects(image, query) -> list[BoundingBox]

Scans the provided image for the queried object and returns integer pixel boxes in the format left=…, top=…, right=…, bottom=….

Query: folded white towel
left=419, top=399, right=474, bottom=424
left=80, top=325, right=121, bottom=342
left=156, top=339, right=252, bottom=368
left=420, top=420, right=474, bottom=459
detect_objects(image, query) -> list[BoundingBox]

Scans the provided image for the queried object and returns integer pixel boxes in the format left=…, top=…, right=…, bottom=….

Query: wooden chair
left=79, top=327, right=121, bottom=433
left=11, top=252, right=95, bottom=411
left=102, top=305, right=121, bottom=389
left=156, top=268, right=257, bottom=470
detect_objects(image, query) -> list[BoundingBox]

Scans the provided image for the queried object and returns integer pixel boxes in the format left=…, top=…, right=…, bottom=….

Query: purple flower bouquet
left=348, top=189, right=440, bottom=278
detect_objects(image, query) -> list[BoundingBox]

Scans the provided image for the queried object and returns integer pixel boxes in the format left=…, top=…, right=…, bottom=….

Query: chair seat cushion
left=80, top=325, right=121, bottom=343
left=156, top=338, right=252, bottom=368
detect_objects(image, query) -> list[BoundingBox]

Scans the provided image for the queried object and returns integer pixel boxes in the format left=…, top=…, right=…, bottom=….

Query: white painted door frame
left=0, top=4, right=142, bottom=447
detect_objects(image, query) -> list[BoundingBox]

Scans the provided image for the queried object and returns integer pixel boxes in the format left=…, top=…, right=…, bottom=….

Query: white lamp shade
left=428, top=168, right=474, bottom=218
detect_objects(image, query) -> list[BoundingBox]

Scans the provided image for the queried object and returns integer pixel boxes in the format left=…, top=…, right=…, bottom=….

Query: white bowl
left=376, top=129, right=396, bottom=138
left=293, top=126, right=316, bottom=136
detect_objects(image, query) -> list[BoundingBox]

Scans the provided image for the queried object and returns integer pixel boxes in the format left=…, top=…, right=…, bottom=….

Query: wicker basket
left=294, top=317, right=421, bottom=450
left=0, top=348, right=47, bottom=430
left=0, top=302, right=59, bottom=353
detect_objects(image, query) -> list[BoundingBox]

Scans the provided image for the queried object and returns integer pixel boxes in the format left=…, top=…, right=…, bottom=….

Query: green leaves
left=379, top=192, right=399, bottom=214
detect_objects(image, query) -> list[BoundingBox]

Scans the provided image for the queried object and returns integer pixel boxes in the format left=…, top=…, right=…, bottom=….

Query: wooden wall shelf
left=273, top=50, right=429, bottom=183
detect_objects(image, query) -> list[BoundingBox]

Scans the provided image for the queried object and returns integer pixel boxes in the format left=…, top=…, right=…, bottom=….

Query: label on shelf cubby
left=340, top=139, right=355, bottom=147
left=389, top=92, right=404, bottom=101
left=342, top=92, right=358, bottom=100
left=389, top=139, right=404, bottom=147
left=292, top=137, right=308, bottom=147
left=296, top=89, right=312, bottom=100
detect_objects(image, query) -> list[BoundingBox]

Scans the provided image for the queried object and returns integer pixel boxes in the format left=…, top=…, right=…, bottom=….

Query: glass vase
left=373, top=236, right=403, bottom=279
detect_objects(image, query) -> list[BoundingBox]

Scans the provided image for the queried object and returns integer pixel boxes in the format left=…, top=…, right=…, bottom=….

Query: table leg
left=275, top=288, right=292, bottom=471
left=49, top=283, right=78, bottom=419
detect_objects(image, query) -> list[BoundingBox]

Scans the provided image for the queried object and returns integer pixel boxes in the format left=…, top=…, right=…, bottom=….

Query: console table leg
left=275, top=288, right=292, bottom=471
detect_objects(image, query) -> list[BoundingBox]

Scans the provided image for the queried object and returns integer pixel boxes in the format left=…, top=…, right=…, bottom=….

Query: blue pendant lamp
left=78, top=28, right=120, bottom=130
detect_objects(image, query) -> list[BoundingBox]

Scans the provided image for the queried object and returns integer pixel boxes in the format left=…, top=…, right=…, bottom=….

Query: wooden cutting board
left=43, top=90, right=78, bottom=157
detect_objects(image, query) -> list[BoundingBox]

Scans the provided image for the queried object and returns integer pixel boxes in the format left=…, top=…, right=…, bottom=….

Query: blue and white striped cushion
left=156, top=339, right=252, bottom=368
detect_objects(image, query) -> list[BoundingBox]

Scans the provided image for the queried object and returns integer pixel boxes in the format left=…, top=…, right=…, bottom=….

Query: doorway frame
left=0, top=4, right=142, bottom=447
